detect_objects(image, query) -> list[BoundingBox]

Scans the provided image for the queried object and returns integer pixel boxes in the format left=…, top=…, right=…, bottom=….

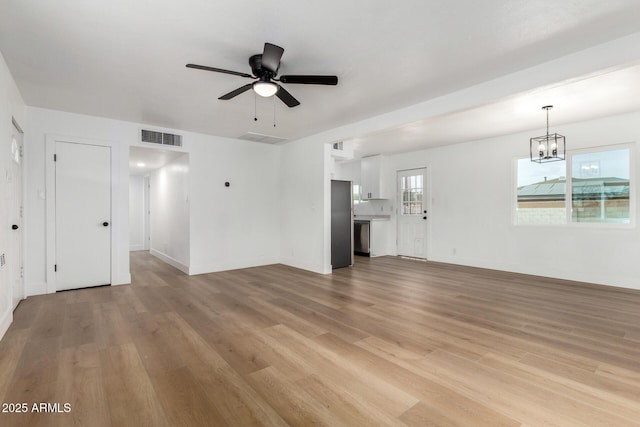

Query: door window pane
left=401, top=173, right=423, bottom=215
left=11, top=137, right=20, bottom=164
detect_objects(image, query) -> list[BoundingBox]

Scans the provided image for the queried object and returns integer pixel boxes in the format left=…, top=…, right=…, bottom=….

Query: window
left=353, top=184, right=362, bottom=204
left=400, top=174, right=423, bottom=215
left=516, top=159, right=566, bottom=225
left=516, top=145, right=632, bottom=225
left=571, top=148, right=630, bottom=223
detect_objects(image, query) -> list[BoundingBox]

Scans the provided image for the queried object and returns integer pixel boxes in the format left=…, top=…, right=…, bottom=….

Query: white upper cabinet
left=361, top=155, right=386, bottom=199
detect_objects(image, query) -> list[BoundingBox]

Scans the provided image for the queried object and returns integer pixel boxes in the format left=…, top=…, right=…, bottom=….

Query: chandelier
left=530, top=105, right=565, bottom=163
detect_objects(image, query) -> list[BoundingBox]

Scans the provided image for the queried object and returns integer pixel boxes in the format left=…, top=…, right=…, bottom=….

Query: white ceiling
left=349, top=64, right=640, bottom=158
left=2, top=1, right=640, bottom=156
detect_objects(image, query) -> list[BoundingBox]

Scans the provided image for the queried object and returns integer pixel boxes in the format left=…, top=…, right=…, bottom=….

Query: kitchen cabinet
left=361, top=155, right=386, bottom=199
left=370, top=220, right=388, bottom=257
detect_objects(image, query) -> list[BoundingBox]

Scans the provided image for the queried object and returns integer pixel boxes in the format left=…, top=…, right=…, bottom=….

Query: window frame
left=400, top=173, right=424, bottom=216
left=514, top=142, right=635, bottom=228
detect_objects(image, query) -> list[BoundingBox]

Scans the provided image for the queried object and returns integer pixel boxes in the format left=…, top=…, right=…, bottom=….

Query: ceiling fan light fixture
left=253, top=81, right=278, bottom=97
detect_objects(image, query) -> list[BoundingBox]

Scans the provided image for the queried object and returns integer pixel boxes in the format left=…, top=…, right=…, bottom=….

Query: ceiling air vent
left=141, top=129, right=183, bottom=147
left=238, top=132, right=287, bottom=145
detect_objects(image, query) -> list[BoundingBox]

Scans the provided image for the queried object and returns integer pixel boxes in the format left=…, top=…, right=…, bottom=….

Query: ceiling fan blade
left=218, top=83, right=253, bottom=100
left=279, top=75, right=338, bottom=85
left=186, top=63, right=254, bottom=79
left=276, top=85, right=300, bottom=108
left=261, top=43, right=284, bottom=73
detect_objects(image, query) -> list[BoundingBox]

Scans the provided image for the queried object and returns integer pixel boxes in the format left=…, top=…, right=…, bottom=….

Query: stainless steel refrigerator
left=331, top=180, right=354, bottom=269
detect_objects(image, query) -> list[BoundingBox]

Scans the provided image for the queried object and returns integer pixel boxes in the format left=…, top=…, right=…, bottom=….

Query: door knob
left=102, top=222, right=109, bottom=227
left=11, top=224, right=19, bottom=230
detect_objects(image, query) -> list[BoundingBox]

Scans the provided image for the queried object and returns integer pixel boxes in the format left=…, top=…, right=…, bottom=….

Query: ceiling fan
left=186, top=43, right=338, bottom=108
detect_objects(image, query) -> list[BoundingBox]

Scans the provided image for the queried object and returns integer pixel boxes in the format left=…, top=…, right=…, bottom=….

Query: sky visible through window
left=571, top=149, right=629, bottom=180
left=517, top=159, right=565, bottom=187
left=518, top=149, right=629, bottom=187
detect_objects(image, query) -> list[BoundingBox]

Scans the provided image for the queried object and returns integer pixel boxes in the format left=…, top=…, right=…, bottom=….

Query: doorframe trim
left=143, top=175, right=150, bottom=251
left=45, top=134, right=119, bottom=293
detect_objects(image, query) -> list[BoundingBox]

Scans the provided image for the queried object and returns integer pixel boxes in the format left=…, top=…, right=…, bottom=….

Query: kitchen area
left=354, top=200, right=391, bottom=257
left=331, top=152, right=393, bottom=269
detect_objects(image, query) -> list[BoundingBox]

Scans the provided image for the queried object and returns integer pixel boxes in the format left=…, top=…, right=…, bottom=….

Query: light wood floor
left=2, top=253, right=640, bottom=426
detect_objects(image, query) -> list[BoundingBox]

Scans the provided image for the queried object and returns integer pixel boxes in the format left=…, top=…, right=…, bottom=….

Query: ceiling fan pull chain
left=273, top=96, right=277, bottom=127
left=254, top=92, right=258, bottom=122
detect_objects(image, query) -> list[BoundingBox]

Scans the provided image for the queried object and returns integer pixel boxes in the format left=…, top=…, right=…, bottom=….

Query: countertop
left=354, top=215, right=391, bottom=221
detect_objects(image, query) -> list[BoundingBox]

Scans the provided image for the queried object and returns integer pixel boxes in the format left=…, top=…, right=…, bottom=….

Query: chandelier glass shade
left=253, top=81, right=278, bottom=97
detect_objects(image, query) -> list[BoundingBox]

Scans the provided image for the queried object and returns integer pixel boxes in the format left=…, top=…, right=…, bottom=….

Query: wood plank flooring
left=2, top=252, right=640, bottom=426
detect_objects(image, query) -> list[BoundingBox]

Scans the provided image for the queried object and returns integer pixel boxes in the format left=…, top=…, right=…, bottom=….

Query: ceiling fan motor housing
left=249, top=54, right=276, bottom=78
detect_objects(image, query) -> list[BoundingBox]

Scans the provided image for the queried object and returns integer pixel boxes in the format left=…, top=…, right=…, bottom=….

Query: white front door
left=8, top=122, right=24, bottom=309
left=397, top=168, right=428, bottom=258
left=55, top=141, right=111, bottom=291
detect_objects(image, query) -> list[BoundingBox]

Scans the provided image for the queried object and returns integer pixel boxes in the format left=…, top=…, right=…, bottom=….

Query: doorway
left=8, top=119, right=24, bottom=309
left=397, top=168, right=428, bottom=258
left=129, top=146, right=190, bottom=273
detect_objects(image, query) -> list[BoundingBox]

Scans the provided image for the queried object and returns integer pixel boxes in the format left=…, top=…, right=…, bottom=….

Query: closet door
left=55, top=141, right=111, bottom=290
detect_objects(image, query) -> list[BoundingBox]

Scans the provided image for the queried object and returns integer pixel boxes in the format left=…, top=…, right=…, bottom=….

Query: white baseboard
left=279, top=257, right=330, bottom=275
left=129, top=244, right=145, bottom=252
left=189, top=256, right=279, bottom=276
left=25, top=281, right=48, bottom=297
left=150, top=249, right=189, bottom=274
left=112, top=273, right=131, bottom=286
left=0, top=308, right=13, bottom=341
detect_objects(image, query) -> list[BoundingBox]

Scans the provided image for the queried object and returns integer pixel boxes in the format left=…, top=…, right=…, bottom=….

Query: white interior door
left=8, top=122, right=24, bottom=309
left=55, top=141, right=111, bottom=291
left=397, top=168, right=428, bottom=258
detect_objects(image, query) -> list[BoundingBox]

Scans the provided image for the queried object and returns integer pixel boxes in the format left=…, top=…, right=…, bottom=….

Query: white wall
left=129, top=175, right=146, bottom=251
left=334, top=160, right=361, bottom=185
left=0, top=51, right=26, bottom=338
left=187, top=133, right=281, bottom=275
left=24, top=107, right=281, bottom=295
left=149, top=154, right=190, bottom=272
left=380, top=111, right=640, bottom=289
left=280, top=138, right=331, bottom=274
